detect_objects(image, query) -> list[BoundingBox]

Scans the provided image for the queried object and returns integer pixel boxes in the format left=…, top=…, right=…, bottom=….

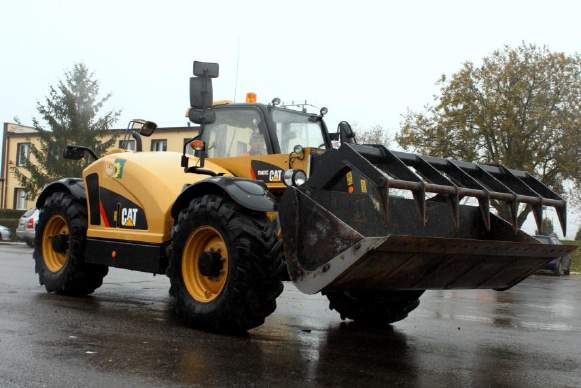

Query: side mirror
left=193, top=61, right=219, bottom=78
left=190, top=77, right=213, bottom=108
left=190, top=61, right=219, bottom=109
left=188, top=109, right=216, bottom=125
left=63, top=145, right=97, bottom=161
left=129, top=119, right=157, bottom=136
left=338, top=121, right=356, bottom=144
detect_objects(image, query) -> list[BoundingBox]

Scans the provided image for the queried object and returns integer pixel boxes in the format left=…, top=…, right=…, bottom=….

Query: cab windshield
left=272, top=109, right=326, bottom=154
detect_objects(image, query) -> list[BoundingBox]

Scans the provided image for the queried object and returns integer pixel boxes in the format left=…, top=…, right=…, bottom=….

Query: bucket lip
left=375, top=235, right=577, bottom=258
left=288, top=234, right=577, bottom=295
left=289, top=236, right=388, bottom=295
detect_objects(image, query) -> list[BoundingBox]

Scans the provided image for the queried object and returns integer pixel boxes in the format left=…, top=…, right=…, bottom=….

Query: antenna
left=233, top=37, right=241, bottom=102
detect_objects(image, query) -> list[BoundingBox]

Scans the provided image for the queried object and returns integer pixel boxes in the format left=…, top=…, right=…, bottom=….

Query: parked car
left=534, top=234, right=571, bottom=276
left=0, top=225, right=11, bottom=241
left=16, top=208, right=38, bottom=247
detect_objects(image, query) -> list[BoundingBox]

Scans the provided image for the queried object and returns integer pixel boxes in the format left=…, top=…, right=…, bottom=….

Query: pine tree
left=13, top=64, right=120, bottom=197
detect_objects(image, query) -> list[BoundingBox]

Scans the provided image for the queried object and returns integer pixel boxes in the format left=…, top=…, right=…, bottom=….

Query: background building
left=0, top=122, right=198, bottom=210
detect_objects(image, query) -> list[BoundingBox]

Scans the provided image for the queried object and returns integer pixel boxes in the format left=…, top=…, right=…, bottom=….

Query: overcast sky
left=0, top=0, right=579, bottom=237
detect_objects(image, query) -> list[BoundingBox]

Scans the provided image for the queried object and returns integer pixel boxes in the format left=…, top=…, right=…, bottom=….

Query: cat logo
left=250, top=160, right=284, bottom=183
left=121, top=208, right=138, bottom=227
left=256, top=169, right=282, bottom=182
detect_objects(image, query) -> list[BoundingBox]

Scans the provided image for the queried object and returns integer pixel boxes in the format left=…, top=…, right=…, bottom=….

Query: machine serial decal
left=250, top=160, right=284, bottom=183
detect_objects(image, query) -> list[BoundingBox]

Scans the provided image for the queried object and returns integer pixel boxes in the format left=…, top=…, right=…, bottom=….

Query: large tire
left=323, top=289, right=424, bottom=325
left=34, top=191, right=108, bottom=295
left=553, top=260, right=563, bottom=276
left=167, top=194, right=284, bottom=333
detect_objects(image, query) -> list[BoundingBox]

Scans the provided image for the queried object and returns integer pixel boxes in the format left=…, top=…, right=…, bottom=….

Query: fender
left=171, top=176, right=276, bottom=218
left=36, top=178, right=86, bottom=208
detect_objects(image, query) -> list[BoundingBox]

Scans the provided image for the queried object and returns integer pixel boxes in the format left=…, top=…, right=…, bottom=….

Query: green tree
left=396, top=43, right=581, bottom=226
left=13, top=64, right=120, bottom=197
left=536, top=218, right=554, bottom=236
left=354, top=124, right=391, bottom=146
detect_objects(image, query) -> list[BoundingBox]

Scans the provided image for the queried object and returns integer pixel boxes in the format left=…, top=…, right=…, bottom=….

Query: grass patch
left=563, top=240, right=581, bottom=273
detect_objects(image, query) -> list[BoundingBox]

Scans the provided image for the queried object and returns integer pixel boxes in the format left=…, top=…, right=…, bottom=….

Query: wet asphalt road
left=0, top=243, right=580, bottom=388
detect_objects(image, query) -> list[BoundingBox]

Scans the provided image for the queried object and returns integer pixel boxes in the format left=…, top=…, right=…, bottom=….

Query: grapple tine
left=472, top=164, right=520, bottom=233
left=532, top=204, right=544, bottom=234
left=510, top=200, right=519, bottom=234
left=381, top=186, right=390, bottom=224
left=449, top=192, right=460, bottom=231
left=557, top=204, right=567, bottom=237
left=446, top=160, right=493, bottom=230
left=414, top=154, right=460, bottom=230
left=478, top=197, right=491, bottom=232
left=378, top=148, right=427, bottom=225
left=413, top=183, right=427, bottom=225
left=519, top=173, right=566, bottom=235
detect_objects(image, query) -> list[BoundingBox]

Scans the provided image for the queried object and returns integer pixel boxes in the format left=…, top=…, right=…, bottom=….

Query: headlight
left=283, top=169, right=307, bottom=187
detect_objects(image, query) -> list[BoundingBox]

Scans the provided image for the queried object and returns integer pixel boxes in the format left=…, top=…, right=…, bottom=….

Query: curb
left=0, top=241, right=26, bottom=246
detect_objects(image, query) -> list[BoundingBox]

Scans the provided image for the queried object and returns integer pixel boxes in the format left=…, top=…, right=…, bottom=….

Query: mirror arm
left=181, top=139, right=191, bottom=171
left=63, top=145, right=97, bottom=161
left=85, top=148, right=98, bottom=160
left=131, top=131, right=143, bottom=152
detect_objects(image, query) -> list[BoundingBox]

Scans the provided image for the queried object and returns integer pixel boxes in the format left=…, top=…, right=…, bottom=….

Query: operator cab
left=183, top=61, right=333, bottom=174
left=199, top=104, right=331, bottom=158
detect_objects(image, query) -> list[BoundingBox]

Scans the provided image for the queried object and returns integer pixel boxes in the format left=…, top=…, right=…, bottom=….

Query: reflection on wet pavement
left=1, top=245, right=580, bottom=387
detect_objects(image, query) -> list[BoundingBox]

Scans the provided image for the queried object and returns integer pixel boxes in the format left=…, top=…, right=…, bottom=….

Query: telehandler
left=34, top=61, right=576, bottom=333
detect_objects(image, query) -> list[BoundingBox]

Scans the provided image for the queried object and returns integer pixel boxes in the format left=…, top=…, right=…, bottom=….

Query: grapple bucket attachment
left=278, top=144, right=576, bottom=294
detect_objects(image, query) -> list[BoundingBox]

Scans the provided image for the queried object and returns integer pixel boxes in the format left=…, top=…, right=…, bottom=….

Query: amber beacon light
left=245, top=92, right=257, bottom=103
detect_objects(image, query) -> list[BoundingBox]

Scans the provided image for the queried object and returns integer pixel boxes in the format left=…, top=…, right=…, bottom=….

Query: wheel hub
left=41, top=214, right=69, bottom=272
left=51, top=234, right=69, bottom=253
left=198, top=250, right=224, bottom=277
left=181, top=225, right=229, bottom=303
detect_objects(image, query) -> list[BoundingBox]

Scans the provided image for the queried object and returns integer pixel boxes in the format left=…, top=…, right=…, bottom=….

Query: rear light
left=27, top=218, right=35, bottom=229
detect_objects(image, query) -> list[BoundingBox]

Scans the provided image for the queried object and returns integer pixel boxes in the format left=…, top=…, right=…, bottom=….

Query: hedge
left=0, top=218, right=21, bottom=241
left=564, top=240, right=581, bottom=273
left=0, top=209, right=26, bottom=219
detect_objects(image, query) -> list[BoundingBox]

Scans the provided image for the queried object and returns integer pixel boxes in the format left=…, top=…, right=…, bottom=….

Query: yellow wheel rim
left=181, top=226, right=229, bottom=303
left=42, top=214, right=69, bottom=272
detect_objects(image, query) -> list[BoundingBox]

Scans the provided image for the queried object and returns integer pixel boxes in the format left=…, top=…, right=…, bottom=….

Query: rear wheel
left=323, top=289, right=424, bottom=325
left=553, top=260, right=564, bottom=276
left=34, top=192, right=108, bottom=295
left=168, top=194, right=284, bottom=333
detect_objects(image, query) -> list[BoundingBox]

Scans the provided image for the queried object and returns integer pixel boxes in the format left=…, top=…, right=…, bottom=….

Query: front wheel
left=168, top=194, right=284, bottom=333
left=323, top=289, right=424, bottom=325
left=34, top=191, right=108, bottom=295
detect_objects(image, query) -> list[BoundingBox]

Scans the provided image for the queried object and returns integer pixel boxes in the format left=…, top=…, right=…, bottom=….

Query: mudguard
left=36, top=178, right=86, bottom=208
left=171, top=176, right=276, bottom=218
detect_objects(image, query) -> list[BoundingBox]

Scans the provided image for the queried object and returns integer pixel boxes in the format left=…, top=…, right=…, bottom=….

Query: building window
left=16, top=143, right=31, bottom=166
left=151, top=139, right=167, bottom=152
left=119, top=139, right=136, bottom=151
left=14, top=188, right=27, bottom=210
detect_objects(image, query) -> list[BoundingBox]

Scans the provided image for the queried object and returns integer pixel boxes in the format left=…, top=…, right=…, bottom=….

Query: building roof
left=3, top=122, right=198, bottom=136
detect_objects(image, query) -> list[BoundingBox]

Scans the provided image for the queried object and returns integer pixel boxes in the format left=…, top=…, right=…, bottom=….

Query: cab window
left=201, top=108, right=267, bottom=158
left=272, top=109, right=325, bottom=154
